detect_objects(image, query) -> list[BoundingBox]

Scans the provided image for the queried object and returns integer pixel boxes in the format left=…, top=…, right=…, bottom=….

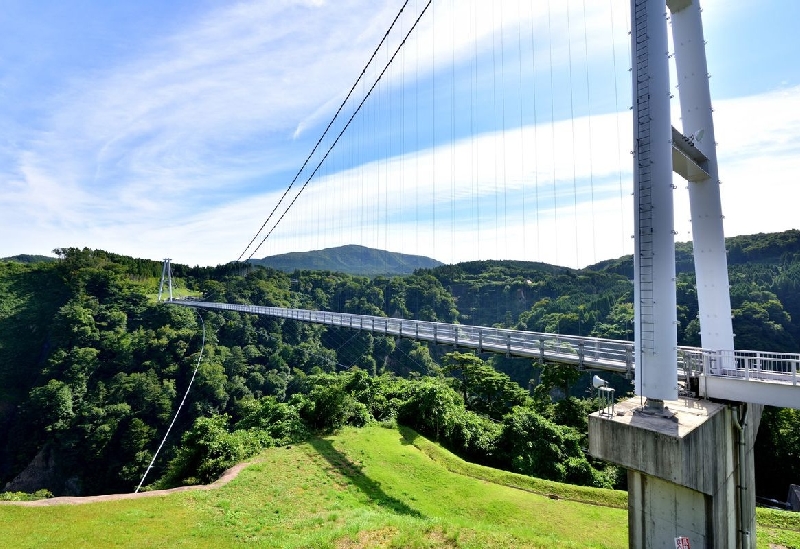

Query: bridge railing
left=282, top=307, right=636, bottom=373
left=175, top=301, right=636, bottom=374
left=675, top=347, right=799, bottom=386
left=714, top=349, right=799, bottom=386
left=172, top=301, right=800, bottom=387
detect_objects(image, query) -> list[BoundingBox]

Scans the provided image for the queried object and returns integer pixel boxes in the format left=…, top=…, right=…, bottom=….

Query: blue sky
left=1, top=0, right=798, bottom=267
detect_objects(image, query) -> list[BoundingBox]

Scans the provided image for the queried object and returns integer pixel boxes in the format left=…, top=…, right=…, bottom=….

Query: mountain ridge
left=248, top=244, right=443, bottom=276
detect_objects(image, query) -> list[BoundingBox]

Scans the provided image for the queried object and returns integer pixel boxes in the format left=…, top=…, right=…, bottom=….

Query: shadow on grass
left=398, top=426, right=420, bottom=446
left=307, top=437, right=424, bottom=518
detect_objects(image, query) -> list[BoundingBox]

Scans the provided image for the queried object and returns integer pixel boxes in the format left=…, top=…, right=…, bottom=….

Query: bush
left=446, top=409, right=502, bottom=465
left=234, top=397, right=308, bottom=444
left=397, top=379, right=463, bottom=441
left=497, top=405, right=584, bottom=483
left=159, top=414, right=267, bottom=487
left=0, top=489, right=54, bottom=501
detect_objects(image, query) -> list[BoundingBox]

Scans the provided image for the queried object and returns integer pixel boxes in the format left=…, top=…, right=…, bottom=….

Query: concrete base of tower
left=588, top=396, right=761, bottom=548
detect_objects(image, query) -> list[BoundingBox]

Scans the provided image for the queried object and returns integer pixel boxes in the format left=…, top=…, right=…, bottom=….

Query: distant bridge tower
left=158, top=258, right=173, bottom=302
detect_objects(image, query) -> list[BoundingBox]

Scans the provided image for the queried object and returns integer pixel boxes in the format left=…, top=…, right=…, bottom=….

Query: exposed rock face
left=3, top=445, right=82, bottom=496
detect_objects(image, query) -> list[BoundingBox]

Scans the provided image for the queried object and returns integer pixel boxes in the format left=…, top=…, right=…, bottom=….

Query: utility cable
left=135, top=311, right=206, bottom=493
left=236, top=0, right=412, bottom=262
left=245, top=0, right=434, bottom=261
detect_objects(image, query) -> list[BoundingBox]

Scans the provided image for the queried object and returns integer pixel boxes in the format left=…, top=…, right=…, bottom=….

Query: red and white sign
left=674, top=537, right=691, bottom=549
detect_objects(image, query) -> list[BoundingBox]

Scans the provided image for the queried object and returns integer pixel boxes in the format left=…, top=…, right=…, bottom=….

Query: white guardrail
left=172, top=301, right=798, bottom=390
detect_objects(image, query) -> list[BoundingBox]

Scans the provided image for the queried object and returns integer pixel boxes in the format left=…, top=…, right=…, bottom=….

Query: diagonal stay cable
left=135, top=311, right=206, bottom=493
left=237, top=0, right=412, bottom=262
left=246, top=0, right=433, bottom=261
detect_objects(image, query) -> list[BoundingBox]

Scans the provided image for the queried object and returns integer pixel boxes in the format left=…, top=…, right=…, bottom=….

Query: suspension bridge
left=160, top=0, right=795, bottom=546
left=172, top=299, right=800, bottom=410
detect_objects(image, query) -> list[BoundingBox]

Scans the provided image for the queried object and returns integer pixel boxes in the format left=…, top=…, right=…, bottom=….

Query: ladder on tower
left=634, top=0, right=656, bottom=355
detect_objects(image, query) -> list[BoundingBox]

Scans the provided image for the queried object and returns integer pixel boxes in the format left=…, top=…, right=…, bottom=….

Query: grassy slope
left=1, top=426, right=798, bottom=548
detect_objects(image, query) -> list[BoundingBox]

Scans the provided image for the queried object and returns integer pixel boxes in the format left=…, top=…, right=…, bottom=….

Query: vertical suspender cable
left=431, top=0, right=437, bottom=261
left=385, top=35, right=390, bottom=259
left=530, top=0, right=540, bottom=259
left=566, top=0, right=580, bottom=268
left=415, top=0, right=420, bottom=254
left=236, top=0, right=412, bottom=262
left=582, top=0, right=597, bottom=265
left=547, top=0, right=558, bottom=265
left=400, top=10, right=406, bottom=253
left=472, top=0, right=479, bottom=259
left=451, top=0, right=456, bottom=264
left=610, top=0, right=628, bottom=256
left=492, top=4, right=499, bottom=257
left=500, top=0, right=508, bottom=259
left=518, top=0, right=526, bottom=258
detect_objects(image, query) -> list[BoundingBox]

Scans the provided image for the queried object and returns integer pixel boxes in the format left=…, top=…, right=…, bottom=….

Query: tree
left=27, top=380, right=75, bottom=433
left=397, top=379, right=463, bottom=441
left=443, top=352, right=528, bottom=420
left=497, top=405, right=587, bottom=483
left=533, top=362, right=582, bottom=402
left=754, top=406, right=800, bottom=499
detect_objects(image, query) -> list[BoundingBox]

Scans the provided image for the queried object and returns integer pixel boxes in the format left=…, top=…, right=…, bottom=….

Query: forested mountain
left=1, top=254, right=57, bottom=264
left=0, top=231, right=798, bottom=502
left=249, top=244, right=443, bottom=276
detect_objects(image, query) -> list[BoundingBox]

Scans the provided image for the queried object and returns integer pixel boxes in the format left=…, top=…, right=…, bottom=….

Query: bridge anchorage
left=160, top=0, right=799, bottom=547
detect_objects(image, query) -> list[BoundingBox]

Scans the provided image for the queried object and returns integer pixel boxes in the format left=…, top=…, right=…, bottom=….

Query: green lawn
left=1, top=425, right=798, bottom=548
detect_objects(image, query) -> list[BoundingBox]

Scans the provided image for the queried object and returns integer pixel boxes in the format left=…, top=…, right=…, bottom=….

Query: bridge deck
left=171, top=300, right=800, bottom=409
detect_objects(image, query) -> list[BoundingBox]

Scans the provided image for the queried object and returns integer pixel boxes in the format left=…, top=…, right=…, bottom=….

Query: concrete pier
left=589, top=397, right=761, bottom=548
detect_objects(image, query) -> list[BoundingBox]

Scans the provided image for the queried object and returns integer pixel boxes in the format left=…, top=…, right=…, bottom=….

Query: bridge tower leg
left=669, top=0, right=734, bottom=352
left=158, top=258, right=173, bottom=302
left=590, top=1, right=759, bottom=547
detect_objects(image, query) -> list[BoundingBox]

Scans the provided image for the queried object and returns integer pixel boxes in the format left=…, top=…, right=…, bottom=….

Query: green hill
left=1, top=425, right=797, bottom=548
left=0, top=254, right=57, bottom=264
left=249, top=244, right=443, bottom=276
left=588, top=229, right=800, bottom=277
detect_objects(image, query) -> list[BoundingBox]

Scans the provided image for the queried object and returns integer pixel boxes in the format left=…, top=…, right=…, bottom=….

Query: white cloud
left=1, top=0, right=797, bottom=269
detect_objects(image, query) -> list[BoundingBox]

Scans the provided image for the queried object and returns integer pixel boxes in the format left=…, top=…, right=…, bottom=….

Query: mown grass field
left=1, top=425, right=798, bottom=548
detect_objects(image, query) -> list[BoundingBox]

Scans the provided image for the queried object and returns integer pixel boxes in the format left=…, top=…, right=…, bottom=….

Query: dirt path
left=0, top=460, right=256, bottom=507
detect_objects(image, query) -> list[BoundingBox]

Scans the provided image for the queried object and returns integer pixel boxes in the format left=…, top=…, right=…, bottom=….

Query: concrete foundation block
left=589, top=397, right=760, bottom=548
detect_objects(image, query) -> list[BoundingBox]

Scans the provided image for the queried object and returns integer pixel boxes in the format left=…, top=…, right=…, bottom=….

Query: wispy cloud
left=1, top=0, right=415, bottom=253
left=1, top=0, right=797, bottom=269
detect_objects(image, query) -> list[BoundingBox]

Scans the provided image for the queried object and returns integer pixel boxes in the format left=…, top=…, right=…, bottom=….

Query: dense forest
left=1, top=231, right=799, bottom=502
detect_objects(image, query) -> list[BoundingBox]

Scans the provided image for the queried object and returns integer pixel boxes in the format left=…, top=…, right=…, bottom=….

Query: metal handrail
left=171, top=300, right=800, bottom=387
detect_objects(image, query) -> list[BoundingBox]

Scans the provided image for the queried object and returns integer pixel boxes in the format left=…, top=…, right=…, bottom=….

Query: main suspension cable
left=244, top=0, right=433, bottom=261
left=236, top=0, right=412, bottom=262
